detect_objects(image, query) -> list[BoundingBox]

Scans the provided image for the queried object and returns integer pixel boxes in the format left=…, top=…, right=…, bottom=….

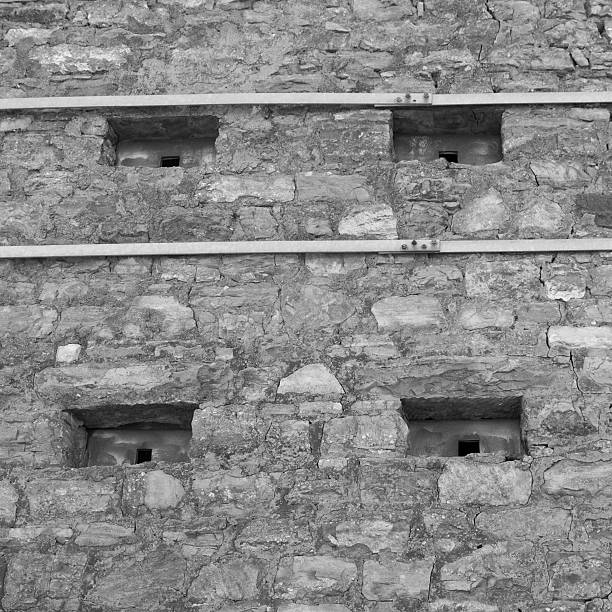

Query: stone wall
left=1, top=0, right=612, bottom=611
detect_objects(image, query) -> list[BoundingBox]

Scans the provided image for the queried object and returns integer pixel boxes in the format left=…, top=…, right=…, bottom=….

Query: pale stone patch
left=547, top=326, right=612, bottom=356
left=56, top=344, right=82, bottom=364
left=438, top=461, right=532, bottom=506
left=0, top=480, right=18, bottom=525
left=371, top=296, right=445, bottom=330
left=452, top=188, right=508, bottom=234
left=338, top=203, right=398, bottom=239
left=144, top=471, right=185, bottom=510
left=530, top=160, right=592, bottom=187
left=205, top=175, right=295, bottom=203
left=457, top=304, right=514, bottom=330
left=362, top=558, right=433, bottom=600
left=542, top=459, right=612, bottom=497
left=277, top=364, right=344, bottom=395
left=335, top=518, right=410, bottom=553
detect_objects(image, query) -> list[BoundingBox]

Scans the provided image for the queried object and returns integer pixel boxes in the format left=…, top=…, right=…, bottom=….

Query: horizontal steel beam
left=0, top=239, right=611, bottom=259
left=0, top=91, right=610, bottom=111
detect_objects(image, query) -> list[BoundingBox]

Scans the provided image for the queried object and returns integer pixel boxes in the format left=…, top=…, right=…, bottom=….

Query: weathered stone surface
left=0, top=480, right=18, bottom=526
left=204, top=175, right=295, bottom=203
left=548, top=326, right=612, bottom=356
left=371, top=296, right=445, bottom=330
left=516, top=197, right=565, bottom=237
left=530, top=160, right=592, bottom=187
left=188, top=559, right=261, bottom=604
left=34, top=361, right=201, bottom=405
left=465, top=260, right=541, bottom=298
left=543, top=264, right=587, bottom=301
left=85, top=549, right=186, bottom=611
left=126, top=295, right=196, bottom=337
left=335, top=518, right=411, bottom=553
left=74, top=522, right=134, bottom=547
left=282, top=285, right=357, bottom=331
left=362, top=558, right=433, bottom=601
left=320, top=414, right=408, bottom=457
left=440, top=542, right=537, bottom=596
left=338, top=202, right=397, bottom=238
left=275, top=556, right=357, bottom=599
left=54, top=346, right=81, bottom=368
left=144, top=471, right=185, bottom=510
left=548, top=552, right=612, bottom=600
left=277, top=364, right=344, bottom=395
left=25, top=476, right=118, bottom=519
left=30, top=44, right=131, bottom=74
left=0, top=305, right=57, bottom=338
left=296, top=173, right=370, bottom=202
left=475, top=506, right=571, bottom=540
left=543, top=459, right=612, bottom=497
left=438, top=461, right=532, bottom=506
left=457, top=303, right=514, bottom=330
left=278, top=606, right=351, bottom=612
left=452, top=189, right=508, bottom=235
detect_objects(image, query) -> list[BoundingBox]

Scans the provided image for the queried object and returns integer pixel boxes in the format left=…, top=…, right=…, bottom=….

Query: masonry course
left=1, top=0, right=612, bottom=610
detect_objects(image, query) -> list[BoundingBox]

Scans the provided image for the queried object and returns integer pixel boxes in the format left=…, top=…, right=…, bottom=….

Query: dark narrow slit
left=457, top=439, right=480, bottom=456
left=136, top=448, right=153, bottom=463
left=439, top=150, right=459, bottom=163
left=160, top=156, right=180, bottom=167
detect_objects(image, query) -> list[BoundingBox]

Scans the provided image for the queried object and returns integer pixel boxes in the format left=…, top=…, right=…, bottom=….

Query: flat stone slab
left=277, top=364, right=344, bottom=395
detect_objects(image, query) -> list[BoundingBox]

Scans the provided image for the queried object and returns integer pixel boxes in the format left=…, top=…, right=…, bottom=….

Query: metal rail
left=1, top=239, right=612, bottom=259
left=0, top=91, right=610, bottom=111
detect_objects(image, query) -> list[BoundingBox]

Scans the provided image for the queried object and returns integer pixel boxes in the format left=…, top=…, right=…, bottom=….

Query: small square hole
left=457, top=439, right=480, bottom=456
left=439, top=150, right=459, bottom=163
left=160, top=156, right=180, bottom=167
left=136, top=448, right=153, bottom=463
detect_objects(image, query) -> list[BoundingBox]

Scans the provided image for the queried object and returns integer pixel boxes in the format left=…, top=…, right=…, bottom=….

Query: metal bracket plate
left=375, top=93, right=433, bottom=107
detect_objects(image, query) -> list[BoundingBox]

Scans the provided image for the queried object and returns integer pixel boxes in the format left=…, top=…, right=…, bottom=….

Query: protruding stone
left=452, top=189, right=508, bottom=234
left=0, top=480, right=18, bottom=525
left=275, top=556, right=357, bottom=599
left=277, top=364, right=344, bottom=395
left=144, top=471, right=185, bottom=510
left=438, top=461, right=532, bottom=506
left=205, top=175, right=295, bottom=203
left=548, top=552, right=612, bottom=600
left=530, top=160, right=592, bottom=187
left=542, top=459, right=612, bottom=497
left=56, top=344, right=82, bottom=364
left=188, top=560, right=261, bottom=604
left=338, top=203, right=397, bottom=239
left=362, top=558, right=433, bottom=600
left=548, top=326, right=612, bottom=356
left=458, top=304, right=514, bottom=329
left=371, top=296, right=445, bottom=330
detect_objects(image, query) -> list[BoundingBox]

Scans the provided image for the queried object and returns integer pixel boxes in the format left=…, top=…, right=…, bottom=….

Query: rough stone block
left=371, top=296, right=445, bottom=330
left=542, top=459, right=612, bottom=497
left=475, top=506, right=571, bottom=540
left=338, top=202, right=397, bottom=238
left=457, top=303, right=514, bottom=329
left=277, top=364, right=344, bottom=396
left=465, top=260, right=541, bottom=298
left=274, top=556, right=357, bottom=599
left=547, top=326, right=612, bottom=357
left=74, top=522, right=134, bottom=547
left=0, top=305, right=57, bottom=338
left=55, top=343, right=82, bottom=364
left=144, top=471, right=185, bottom=510
left=335, top=518, right=411, bottom=553
left=188, top=559, right=261, bottom=604
left=34, top=361, right=201, bottom=406
left=543, top=263, right=587, bottom=301
left=440, top=542, right=538, bottom=596
left=362, top=558, right=433, bottom=601
left=548, top=552, right=612, bottom=600
left=126, top=295, right=196, bottom=338
left=0, top=480, right=18, bottom=526
left=452, top=189, right=508, bottom=235
left=25, top=476, right=118, bottom=519
left=296, top=173, right=370, bottom=202
left=438, top=461, right=532, bottom=506
left=30, top=44, right=131, bottom=74
left=320, top=414, right=408, bottom=457
left=530, top=160, right=592, bottom=187
left=84, top=549, right=186, bottom=611
left=204, top=175, right=295, bottom=203
left=360, top=460, right=438, bottom=508
left=282, top=285, right=357, bottom=331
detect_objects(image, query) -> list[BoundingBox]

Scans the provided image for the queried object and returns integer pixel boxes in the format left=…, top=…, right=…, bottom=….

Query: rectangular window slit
left=160, top=156, right=180, bottom=167
left=439, top=150, right=458, bottom=163
left=457, top=439, right=480, bottom=456
left=136, top=448, right=153, bottom=463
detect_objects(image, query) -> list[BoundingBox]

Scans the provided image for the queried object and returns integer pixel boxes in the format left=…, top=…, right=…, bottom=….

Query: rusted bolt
left=423, top=92, right=430, bottom=99
left=395, top=97, right=403, bottom=103
left=421, top=243, right=427, bottom=249
left=401, top=243, right=409, bottom=250
left=411, top=239, right=418, bottom=246
left=431, top=239, right=438, bottom=246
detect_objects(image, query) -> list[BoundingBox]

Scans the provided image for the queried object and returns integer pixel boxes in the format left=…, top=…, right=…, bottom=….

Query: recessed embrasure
left=111, top=116, right=218, bottom=168
left=393, top=108, right=503, bottom=165
left=66, top=403, right=197, bottom=467
left=401, top=396, right=524, bottom=458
